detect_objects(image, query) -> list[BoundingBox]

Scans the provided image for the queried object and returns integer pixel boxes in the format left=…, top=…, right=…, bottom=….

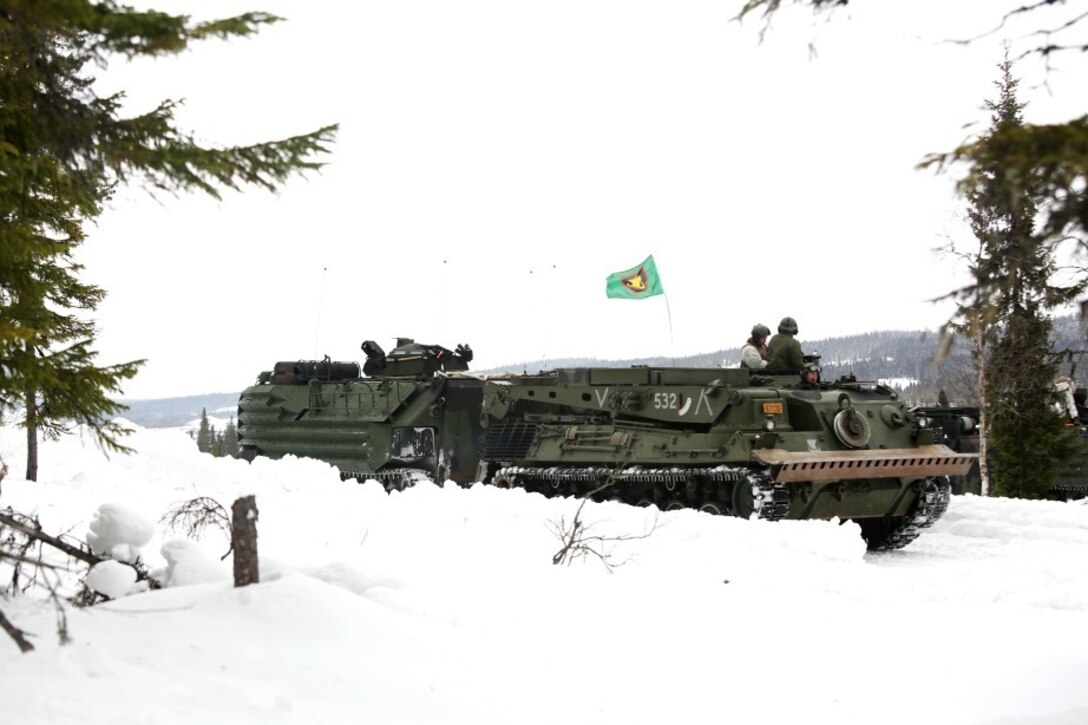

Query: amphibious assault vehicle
left=238, top=339, right=976, bottom=550
left=238, top=339, right=484, bottom=490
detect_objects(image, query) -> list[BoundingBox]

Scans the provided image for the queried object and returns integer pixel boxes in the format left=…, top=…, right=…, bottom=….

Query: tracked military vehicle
left=237, top=339, right=483, bottom=490
left=475, top=366, right=974, bottom=550
left=239, top=340, right=976, bottom=550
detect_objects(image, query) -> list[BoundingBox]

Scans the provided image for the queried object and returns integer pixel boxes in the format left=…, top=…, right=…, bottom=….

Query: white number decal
left=653, top=393, right=679, bottom=410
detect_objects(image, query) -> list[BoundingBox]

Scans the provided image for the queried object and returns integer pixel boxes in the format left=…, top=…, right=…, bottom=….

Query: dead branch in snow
left=549, top=479, right=658, bottom=571
left=161, top=496, right=233, bottom=560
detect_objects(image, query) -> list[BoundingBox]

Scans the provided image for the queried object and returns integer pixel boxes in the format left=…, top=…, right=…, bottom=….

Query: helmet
left=778, top=317, right=798, bottom=335
left=751, top=323, right=771, bottom=339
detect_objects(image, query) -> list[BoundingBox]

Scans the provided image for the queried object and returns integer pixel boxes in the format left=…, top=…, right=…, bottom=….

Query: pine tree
left=0, top=3, right=337, bottom=476
left=988, top=314, right=1078, bottom=498
left=221, top=418, right=241, bottom=459
left=967, top=55, right=1084, bottom=499
left=196, top=409, right=213, bottom=455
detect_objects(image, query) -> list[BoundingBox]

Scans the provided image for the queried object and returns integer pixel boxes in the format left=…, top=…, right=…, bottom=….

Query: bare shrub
left=549, top=481, right=658, bottom=571
left=160, top=496, right=232, bottom=560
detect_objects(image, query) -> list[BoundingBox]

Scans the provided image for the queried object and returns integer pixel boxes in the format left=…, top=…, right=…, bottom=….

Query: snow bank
left=1, top=422, right=1087, bottom=725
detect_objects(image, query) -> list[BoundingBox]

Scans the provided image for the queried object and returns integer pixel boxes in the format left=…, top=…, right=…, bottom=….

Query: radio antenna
left=440, top=259, right=447, bottom=342
left=313, top=266, right=327, bottom=358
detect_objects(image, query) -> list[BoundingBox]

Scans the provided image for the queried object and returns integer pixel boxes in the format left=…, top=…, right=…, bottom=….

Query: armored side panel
left=478, top=367, right=975, bottom=550
left=238, top=343, right=482, bottom=488
left=239, top=375, right=485, bottom=486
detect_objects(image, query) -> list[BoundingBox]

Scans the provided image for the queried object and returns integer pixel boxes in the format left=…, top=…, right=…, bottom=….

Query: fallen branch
left=0, top=510, right=102, bottom=567
left=0, top=607, right=34, bottom=653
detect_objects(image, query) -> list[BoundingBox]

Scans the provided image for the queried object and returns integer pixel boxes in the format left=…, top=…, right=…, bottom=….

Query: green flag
left=605, top=255, right=664, bottom=300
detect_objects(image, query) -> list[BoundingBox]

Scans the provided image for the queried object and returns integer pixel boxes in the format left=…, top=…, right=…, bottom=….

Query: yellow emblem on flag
left=623, top=269, right=648, bottom=292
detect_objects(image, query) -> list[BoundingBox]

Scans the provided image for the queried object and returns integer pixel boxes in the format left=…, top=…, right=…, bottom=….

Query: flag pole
left=663, top=291, right=674, bottom=346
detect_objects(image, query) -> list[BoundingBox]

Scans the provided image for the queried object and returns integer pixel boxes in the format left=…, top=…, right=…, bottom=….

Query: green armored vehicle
left=919, top=392, right=1088, bottom=501
left=238, top=338, right=483, bottom=490
left=475, top=366, right=974, bottom=550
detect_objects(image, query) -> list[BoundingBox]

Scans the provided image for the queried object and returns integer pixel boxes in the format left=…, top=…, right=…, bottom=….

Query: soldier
left=766, top=316, right=804, bottom=373
left=799, top=362, right=821, bottom=387
left=738, top=323, right=771, bottom=369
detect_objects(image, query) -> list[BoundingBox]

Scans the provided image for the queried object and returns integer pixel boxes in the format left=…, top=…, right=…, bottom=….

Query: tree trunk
left=24, top=379, right=38, bottom=482
left=231, top=496, right=259, bottom=587
left=974, top=324, right=991, bottom=497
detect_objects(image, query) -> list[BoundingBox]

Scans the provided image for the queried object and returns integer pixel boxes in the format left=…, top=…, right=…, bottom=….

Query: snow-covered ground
left=2, top=422, right=1087, bottom=725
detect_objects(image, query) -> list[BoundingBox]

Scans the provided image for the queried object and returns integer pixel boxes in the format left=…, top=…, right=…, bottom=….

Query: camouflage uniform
left=766, top=317, right=803, bottom=373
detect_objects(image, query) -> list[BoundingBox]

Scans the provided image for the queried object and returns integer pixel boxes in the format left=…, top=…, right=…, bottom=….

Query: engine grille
left=481, top=422, right=539, bottom=460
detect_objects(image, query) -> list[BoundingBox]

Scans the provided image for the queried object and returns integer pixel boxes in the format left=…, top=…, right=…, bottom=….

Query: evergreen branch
left=104, top=120, right=339, bottom=200
left=0, top=0, right=336, bottom=461
left=0, top=2, right=283, bottom=58
left=921, top=117, right=1088, bottom=243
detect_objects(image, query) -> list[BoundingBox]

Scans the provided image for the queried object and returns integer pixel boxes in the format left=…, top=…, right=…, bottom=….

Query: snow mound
left=86, top=560, right=138, bottom=599
left=86, top=503, right=154, bottom=563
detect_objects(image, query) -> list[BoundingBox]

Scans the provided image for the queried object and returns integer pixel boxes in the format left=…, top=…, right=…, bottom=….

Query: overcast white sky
left=78, top=1, right=1088, bottom=399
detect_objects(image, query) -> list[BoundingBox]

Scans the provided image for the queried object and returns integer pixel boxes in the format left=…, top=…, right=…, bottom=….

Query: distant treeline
left=119, top=393, right=238, bottom=429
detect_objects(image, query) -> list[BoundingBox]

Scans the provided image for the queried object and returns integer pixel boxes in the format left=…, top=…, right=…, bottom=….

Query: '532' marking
left=653, top=393, right=679, bottom=410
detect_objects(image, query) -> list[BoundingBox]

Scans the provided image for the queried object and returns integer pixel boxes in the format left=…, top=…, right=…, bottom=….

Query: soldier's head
left=751, top=323, right=771, bottom=342
left=801, top=362, right=820, bottom=385
left=778, top=317, right=798, bottom=335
